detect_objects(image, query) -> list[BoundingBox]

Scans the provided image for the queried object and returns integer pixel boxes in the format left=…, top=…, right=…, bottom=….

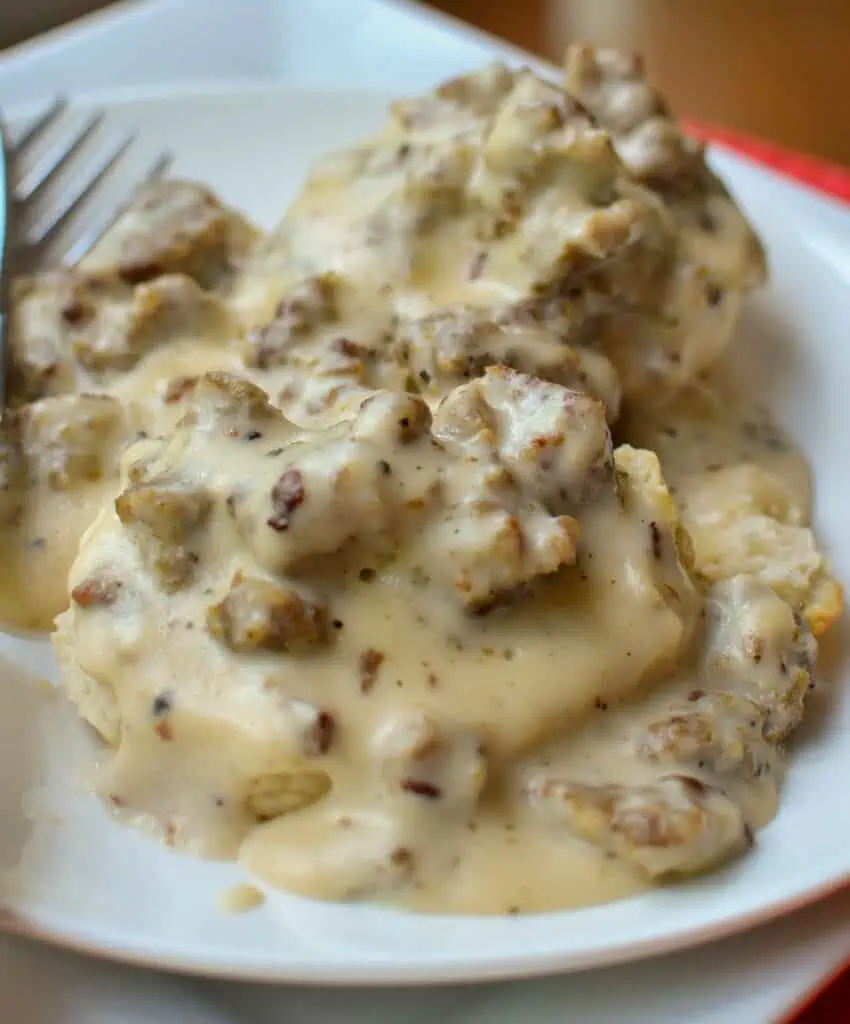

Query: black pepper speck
left=152, top=692, right=173, bottom=717
left=706, top=282, right=723, bottom=307
left=649, top=521, right=662, bottom=560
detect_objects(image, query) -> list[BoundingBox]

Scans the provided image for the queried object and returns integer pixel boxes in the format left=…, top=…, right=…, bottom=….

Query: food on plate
left=624, top=383, right=843, bottom=636
left=0, top=394, right=143, bottom=630
left=0, top=184, right=251, bottom=629
left=236, top=43, right=765, bottom=402
left=0, top=48, right=765, bottom=629
left=78, top=179, right=259, bottom=289
left=54, top=368, right=700, bottom=886
left=0, top=46, right=839, bottom=913
left=526, top=774, right=752, bottom=881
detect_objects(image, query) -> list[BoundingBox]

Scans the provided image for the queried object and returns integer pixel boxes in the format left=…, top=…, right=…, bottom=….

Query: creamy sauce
left=622, top=369, right=841, bottom=637
left=0, top=475, right=126, bottom=633
left=0, top=50, right=839, bottom=915
left=0, top=50, right=764, bottom=633
left=621, top=372, right=812, bottom=521
left=53, top=371, right=699, bottom=910
left=0, top=337, right=245, bottom=632
left=53, top=368, right=817, bottom=913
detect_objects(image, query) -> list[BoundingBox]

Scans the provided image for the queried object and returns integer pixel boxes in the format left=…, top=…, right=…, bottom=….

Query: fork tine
left=141, top=152, right=173, bottom=186
left=61, top=150, right=174, bottom=265
left=26, top=130, right=137, bottom=252
left=15, top=110, right=105, bottom=204
left=10, top=97, right=67, bottom=153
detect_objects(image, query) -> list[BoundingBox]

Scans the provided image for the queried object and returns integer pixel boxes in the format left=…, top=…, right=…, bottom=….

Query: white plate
left=0, top=83, right=848, bottom=986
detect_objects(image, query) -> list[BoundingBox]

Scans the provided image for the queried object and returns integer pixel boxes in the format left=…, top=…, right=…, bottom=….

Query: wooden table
left=0, top=1, right=113, bottom=52
left=427, top=0, right=850, bottom=165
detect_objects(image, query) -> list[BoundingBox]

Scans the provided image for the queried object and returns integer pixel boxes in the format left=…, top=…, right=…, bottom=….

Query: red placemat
left=778, top=956, right=850, bottom=1023
left=690, top=122, right=850, bottom=1023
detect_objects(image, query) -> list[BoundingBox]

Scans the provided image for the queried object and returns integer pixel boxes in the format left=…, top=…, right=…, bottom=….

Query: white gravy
left=0, top=53, right=838, bottom=915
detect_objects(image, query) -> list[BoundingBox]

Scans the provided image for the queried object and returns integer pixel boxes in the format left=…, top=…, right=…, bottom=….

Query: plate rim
left=4, top=874, right=850, bottom=985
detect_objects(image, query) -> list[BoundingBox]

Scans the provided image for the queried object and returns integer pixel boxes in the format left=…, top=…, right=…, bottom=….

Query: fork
left=0, top=97, right=173, bottom=412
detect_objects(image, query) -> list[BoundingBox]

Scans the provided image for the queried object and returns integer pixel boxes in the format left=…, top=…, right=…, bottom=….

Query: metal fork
left=0, top=97, right=173, bottom=412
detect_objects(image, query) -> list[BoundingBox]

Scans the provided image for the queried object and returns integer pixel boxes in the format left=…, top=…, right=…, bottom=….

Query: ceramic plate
left=0, top=83, right=848, bottom=985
